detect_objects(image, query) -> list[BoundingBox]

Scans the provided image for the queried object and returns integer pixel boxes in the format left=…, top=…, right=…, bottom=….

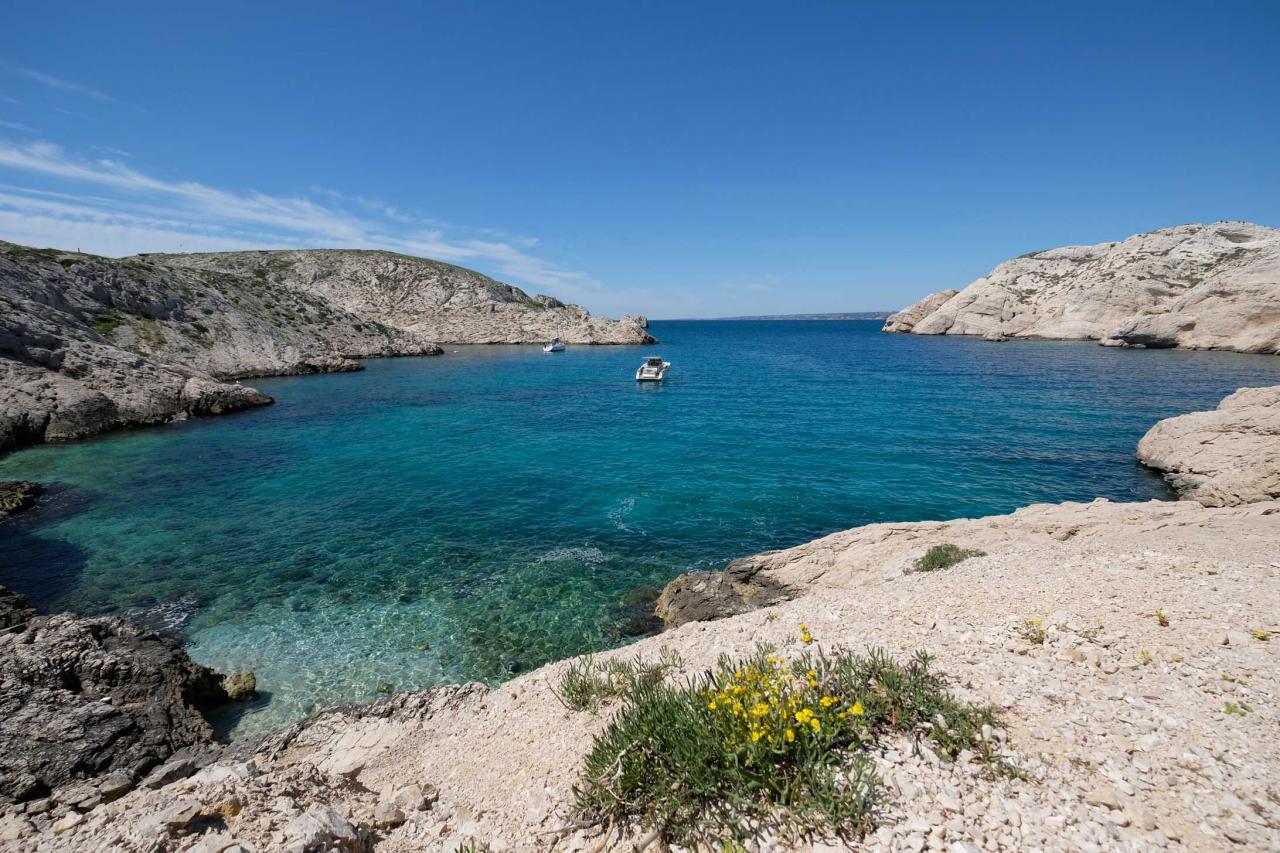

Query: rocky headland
left=883, top=221, right=1280, bottom=352
left=2, top=385, right=1277, bottom=851
left=0, top=241, right=653, bottom=453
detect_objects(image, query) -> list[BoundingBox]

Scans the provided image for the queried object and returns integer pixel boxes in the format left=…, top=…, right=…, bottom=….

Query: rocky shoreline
left=0, top=241, right=653, bottom=454
left=2, top=386, right=1277, bottom=850
left=882, top=221, right=1280, bottom=353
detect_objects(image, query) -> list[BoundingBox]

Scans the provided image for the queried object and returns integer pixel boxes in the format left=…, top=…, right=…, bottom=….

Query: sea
left=3, top=320, right=1279, bottom=735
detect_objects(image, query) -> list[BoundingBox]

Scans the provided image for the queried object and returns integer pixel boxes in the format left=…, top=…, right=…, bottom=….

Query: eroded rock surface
left=654, top=556, right=791, bottom=628
left=1137, top=385, right=1280, bottom=506
left=0, top=586, right=236, bottom=807
left=156, top=250, right=656, bottom=347
left=883, top=221, right=1280, bottom=352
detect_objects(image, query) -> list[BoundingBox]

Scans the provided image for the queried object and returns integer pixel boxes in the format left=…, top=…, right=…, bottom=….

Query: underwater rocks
left=0, top=585, right=246, bottom=807
left=1137, top=385, right=1280, bottom=506
left=0, top=480, right=42, bottom=521
left=883, top=221, right=1280, bottom=353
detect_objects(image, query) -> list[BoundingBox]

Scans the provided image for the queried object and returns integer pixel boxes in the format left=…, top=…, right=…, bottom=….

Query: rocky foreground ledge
left=2, top=388, right=1278, bottom=851
left=883, top=221, right=1280, bottom=353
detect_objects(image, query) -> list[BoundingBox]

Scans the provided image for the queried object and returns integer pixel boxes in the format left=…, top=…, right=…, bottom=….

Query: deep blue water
left=3, top=320, right=1280, bottom=734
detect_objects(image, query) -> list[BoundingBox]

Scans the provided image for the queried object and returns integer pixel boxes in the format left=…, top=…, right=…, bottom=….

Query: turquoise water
left=3, top=320, right=1280, bottom=735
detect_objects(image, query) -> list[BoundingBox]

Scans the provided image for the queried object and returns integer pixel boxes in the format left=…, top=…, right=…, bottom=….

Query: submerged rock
left=221, top=671, right=258, bottom=701
left=0, top=585, right=238, bottom=805
left=0, top=481, right=42, bottom=521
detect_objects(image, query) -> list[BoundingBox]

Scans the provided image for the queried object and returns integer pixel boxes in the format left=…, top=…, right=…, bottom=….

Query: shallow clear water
left=3, top=320, right=1279, bottom=735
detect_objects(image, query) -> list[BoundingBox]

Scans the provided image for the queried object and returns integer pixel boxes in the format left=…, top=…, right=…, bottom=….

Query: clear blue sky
left=2, top=1, right=1277, bottom=318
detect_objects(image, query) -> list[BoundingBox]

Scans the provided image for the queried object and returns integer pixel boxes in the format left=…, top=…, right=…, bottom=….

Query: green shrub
left=91, top=312, right=126, bottom=335
left=554, top=647, right=682, bottom=712
left=574, top=635, right=1008, bottom=845
left=914, top=544, right=985, bottom=572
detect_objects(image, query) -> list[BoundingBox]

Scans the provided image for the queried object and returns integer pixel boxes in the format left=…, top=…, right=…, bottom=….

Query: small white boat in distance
left=635, top=355, right=670, bottom=381
left=543, top=338, right=566, bottom=353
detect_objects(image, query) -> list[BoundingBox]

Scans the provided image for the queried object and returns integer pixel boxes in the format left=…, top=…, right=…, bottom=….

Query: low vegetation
left=913, top=543, right=986, bottom=572
left=90, top=311, right=127, bottom=335
left=572, top=629, right=1010, bottom=846
left=554, top=647, right=683, bottom=712
left=1018, top=618, right=1047, bottom=645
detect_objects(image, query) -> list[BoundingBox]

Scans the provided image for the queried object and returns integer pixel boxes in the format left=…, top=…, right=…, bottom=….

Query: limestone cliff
left=1137, top=385, right=1280, bottom=506
left=883, top=222, right=1280, bottom=353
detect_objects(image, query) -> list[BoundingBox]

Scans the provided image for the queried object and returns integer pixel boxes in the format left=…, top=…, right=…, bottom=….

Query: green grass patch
left=91, top=312, right=127, bottom=335
left=554, top=647, right=682, bottom=712
left=574, top=637, right=1010, bottom=846
left=913, top=544, right=985, bottom=572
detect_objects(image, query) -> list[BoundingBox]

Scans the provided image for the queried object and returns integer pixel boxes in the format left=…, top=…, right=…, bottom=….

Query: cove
left=3, top=319, right=1280, bottom=736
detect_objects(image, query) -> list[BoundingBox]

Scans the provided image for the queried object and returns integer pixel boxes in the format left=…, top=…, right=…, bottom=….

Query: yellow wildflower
left=851, top=700, right=865, bottom=716
left=785, top=728, right=795, bottom=742
left=820, top=695, right=837, bottom=708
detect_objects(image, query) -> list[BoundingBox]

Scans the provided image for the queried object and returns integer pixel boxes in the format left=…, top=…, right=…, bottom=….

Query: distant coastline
left=669, top=311, right=892, bottom=321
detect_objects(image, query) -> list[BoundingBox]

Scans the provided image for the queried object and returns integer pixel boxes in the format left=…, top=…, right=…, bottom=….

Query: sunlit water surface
left=4, top=320, right=1280, bottom=735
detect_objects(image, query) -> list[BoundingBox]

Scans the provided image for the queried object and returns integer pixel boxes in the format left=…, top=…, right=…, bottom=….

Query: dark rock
left=0, top=585, right=234, bottom=805
left=655, top=557, right=790, bottom=628
left=0, top=481, right=42, bottom=522
left=0, top=587, right=37, bottom=631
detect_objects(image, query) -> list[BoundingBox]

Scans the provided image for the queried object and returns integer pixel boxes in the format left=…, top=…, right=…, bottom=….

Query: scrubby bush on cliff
left=573, top=630, right=1010, bottom=845
left=553, top=647, right=683, bottom=712
left=913, top=543, right=985, bottom=572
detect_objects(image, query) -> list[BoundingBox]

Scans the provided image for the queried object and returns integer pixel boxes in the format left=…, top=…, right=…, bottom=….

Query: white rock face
left=882, top=289, right=958, bottom=333
left=1137, top=385, right=1280, bottom=506
left=883, top=221, right=1280, bottom=353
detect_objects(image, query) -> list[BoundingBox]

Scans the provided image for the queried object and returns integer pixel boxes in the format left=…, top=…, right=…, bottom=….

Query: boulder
left=1137, top=385, right=1280, bottom=506
left=221, top=670, right=258, bottom=701
left=284, top=808, right=369, bottom=853
left=0, top=585, right=236, bottom=805
left=655, top=556, right=790, bottom=628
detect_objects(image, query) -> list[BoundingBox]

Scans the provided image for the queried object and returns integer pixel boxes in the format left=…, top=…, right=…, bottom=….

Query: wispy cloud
left=20, top=68, right=120, bottom=104
left=0, top=120, right=34, bottom=132
left=0, top=138, right=602, bottom=301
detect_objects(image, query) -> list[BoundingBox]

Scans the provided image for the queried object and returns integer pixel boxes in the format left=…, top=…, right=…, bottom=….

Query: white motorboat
left=635, top=355, right=670, bottom=381
left=543, top=338, right=566, bottom=353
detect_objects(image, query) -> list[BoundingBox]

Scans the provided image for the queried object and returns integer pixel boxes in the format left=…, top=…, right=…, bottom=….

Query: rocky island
left=0, top=242, right=654, bottom=453
left=2, top=385, right=1277, bottom=851
left=883, top=221, right=1280, bottom=352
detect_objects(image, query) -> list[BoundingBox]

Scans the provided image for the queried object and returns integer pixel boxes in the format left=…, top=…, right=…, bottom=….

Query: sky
left=2, top=1, right=1278, bottom=319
